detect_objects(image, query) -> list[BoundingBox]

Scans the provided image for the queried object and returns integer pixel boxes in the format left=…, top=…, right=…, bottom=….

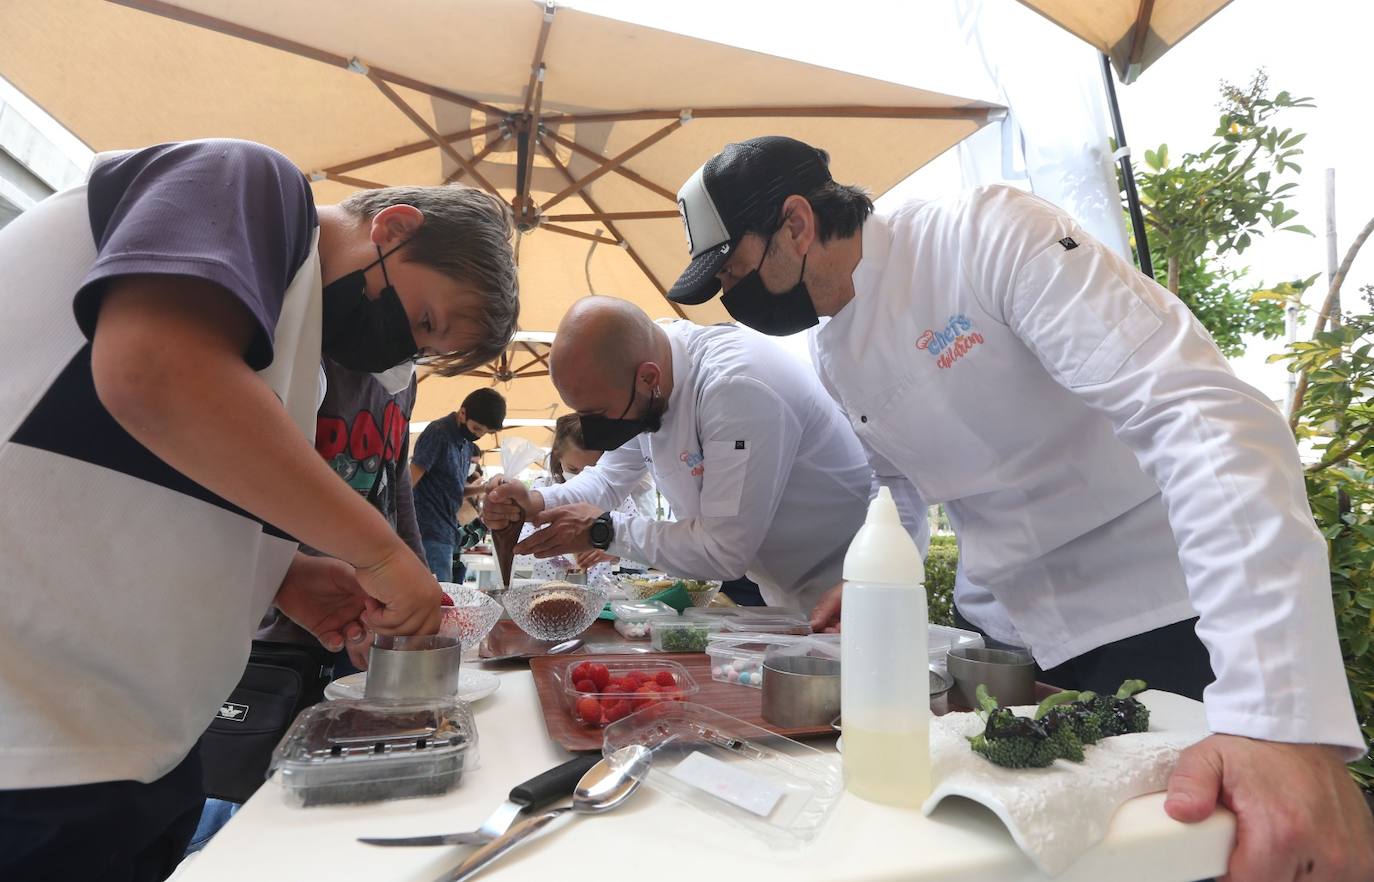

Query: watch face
left=590, top=514, right=612, bottom=548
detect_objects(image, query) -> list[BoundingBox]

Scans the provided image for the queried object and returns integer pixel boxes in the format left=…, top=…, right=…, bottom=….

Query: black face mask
left=580, top=372, right=664, bottom=451
left=321, top=242, right=420, bottom=373
left=720, top=228, right=818, bottom=336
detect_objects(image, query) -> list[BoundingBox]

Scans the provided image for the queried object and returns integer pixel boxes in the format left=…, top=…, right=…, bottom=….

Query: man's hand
left=275, top=554, right=369, bottom=652
left=575, top=550, right=617, bottom=570
left=354, top=543, right=443, bottom=637
left=517, top=503, right=603, bottom=558
left=810, top=582, right=844, bottom=633
left=1165, top=734, right=1374, bottom=881
left=344, top=629, right=372, bottom=671
left=482, top=476, right=543, bottom=529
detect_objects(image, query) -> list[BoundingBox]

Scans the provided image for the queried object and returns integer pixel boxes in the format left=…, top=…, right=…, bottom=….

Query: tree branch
left=1209, top=140, right=1264, bottom=195
left=1289, top=214, right=1374, bottom=431
left=1307, top=423, right=1374, bottom=475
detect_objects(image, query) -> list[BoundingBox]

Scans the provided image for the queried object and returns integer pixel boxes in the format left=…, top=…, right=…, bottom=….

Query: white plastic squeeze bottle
left=840, top=486, right=931, bottom=807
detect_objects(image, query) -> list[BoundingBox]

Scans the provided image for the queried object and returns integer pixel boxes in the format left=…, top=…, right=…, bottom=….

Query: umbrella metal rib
left=539, top=129, right=680, bottom=204
left=367, top=73, right=500, bottom=195
left=324, top=124, right=502, bottom=177
left=540, top=224, right=622, bottom=247
left=445, top=134, right=510, bottom=186
left=542, top=119, right=684, bottom=212
left=1126, top=0, right=1156, bottom=73
left=537, top=135, right=687, bottom=320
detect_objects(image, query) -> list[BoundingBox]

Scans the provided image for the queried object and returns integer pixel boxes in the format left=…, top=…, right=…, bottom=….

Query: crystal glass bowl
left=503, top=580, right=609, bottom=641
left=438, top=583, right=503, bottom=650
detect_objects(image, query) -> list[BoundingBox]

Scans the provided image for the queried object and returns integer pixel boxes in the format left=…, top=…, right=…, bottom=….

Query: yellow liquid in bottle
left=842, top=725, right=931, bottom=808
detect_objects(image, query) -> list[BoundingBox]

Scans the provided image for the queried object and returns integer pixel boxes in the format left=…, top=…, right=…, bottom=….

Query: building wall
left=0, top=92, right=87, bottom=229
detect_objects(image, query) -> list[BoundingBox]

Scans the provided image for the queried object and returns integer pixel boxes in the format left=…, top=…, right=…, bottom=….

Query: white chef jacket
left=810, top=185, right=1362, bottom=753
left=540, top=320, right=927, bottom=611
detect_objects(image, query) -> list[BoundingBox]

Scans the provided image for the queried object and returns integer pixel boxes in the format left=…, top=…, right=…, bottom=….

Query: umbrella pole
left=1100, top=53, right=1155, bottom=280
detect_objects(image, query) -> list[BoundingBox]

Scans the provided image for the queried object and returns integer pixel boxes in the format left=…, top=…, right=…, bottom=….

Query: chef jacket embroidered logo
left=916, top=313, right=985, bottom=370
left=680, top=450, right=705, bottom=477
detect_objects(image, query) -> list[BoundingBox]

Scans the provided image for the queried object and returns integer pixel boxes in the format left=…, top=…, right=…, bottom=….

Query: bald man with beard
left=483, top=296, right=928, bottom=614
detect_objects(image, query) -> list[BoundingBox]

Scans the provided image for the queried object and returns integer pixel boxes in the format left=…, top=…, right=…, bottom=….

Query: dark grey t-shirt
left=256, top=362, right=426, bottom=646
left=75, top=139, right=316, bottom=369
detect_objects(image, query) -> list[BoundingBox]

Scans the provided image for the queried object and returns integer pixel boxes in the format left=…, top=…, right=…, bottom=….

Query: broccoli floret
left=967, top=685, right=1064, bottom=768
left=1031, top=691, right=1085, bottom=763
left=1043, top=690, right=1105, bottom=745
left=1089, top=679, right=1151, bottom=736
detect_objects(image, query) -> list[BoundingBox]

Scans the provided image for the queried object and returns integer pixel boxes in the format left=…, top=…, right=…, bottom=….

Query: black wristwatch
left=588, top=511, right=615, bottom=550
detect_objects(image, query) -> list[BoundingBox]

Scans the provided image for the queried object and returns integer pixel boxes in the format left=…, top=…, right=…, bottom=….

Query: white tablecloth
left=173, top=669, right=1233, bottom=882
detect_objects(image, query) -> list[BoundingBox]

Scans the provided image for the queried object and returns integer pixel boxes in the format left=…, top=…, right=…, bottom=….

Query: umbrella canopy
left=1, top=0, right=1001, bottom=441
left=1015, top=0, right=1235, bottom=82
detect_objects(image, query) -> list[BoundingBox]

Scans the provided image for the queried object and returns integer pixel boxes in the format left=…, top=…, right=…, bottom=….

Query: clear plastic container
left=928, top=623, right=984, bottom=671
left=705, top=638, right=779, bottom=688
left=683, top=606, right=744, bottom=622
left=270, top=698, right=478, bottom=807
left=563, top=658, right=699, bottom=727
left=602, top=701, right=843, bottom=847
left=610, top=599, right=678, bottom=640
left=650, top=619, right=722, bottom=652
left=720, top=608, right=811, bottom=636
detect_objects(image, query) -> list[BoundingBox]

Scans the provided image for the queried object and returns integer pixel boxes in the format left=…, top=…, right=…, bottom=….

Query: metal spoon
left=431, top=745, right=652, bottom=882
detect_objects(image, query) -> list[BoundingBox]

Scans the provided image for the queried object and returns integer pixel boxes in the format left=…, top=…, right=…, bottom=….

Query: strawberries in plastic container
left=566, top=662, right=695, bottom=727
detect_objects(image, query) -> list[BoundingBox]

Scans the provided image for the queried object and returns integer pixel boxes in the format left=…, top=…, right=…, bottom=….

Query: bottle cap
left=842, top=487, right=925, bottom=585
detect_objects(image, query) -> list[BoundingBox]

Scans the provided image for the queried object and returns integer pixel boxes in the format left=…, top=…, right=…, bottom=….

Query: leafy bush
left=925, top=534, right=957, bottom=627
left=1275, top=300, right=1374, bottom=789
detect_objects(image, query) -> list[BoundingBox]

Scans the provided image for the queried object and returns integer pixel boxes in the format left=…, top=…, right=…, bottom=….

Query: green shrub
left=1275, top=309, right=1374, bottom=789
left=925, top=537, right=957, bottom=627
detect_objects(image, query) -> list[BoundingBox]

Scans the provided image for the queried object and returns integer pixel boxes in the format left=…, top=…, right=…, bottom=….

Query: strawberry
left=588, top=663, right=611, bottom=691
left=574, top=678, right=598, bottom=694
left=654, top=671, right=676, bottom=688
left=574, top=696, right=602, bottom=725
left=440, top=593, right=455, bottom=607
left=621, top=673, right=644, bottom=690
left=603, top=700, right=632, bottom=723
left=571, top=662, right=593, bottom=683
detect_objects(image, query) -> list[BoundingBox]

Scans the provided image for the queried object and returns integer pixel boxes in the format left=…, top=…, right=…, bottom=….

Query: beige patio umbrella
left=1015, top=0, right=1236, bottom=83
left=1, top=0, right=1001, bottom=441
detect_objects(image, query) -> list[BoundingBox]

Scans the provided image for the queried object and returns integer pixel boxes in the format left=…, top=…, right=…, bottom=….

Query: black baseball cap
left=668, top=136, right=833, bottom=306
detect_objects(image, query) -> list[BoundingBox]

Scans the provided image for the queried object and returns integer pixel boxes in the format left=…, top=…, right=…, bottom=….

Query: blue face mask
left=720, top=226, right=818, bottom=336
left=578, top=371, right=664, bottom=451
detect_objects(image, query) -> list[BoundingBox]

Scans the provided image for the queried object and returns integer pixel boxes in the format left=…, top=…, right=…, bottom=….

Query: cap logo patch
left=678, top=198, right=694, bottom=252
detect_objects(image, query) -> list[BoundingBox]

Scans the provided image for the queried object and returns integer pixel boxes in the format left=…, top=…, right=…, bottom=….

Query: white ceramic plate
left=323, top=669, right=501, bottom=704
